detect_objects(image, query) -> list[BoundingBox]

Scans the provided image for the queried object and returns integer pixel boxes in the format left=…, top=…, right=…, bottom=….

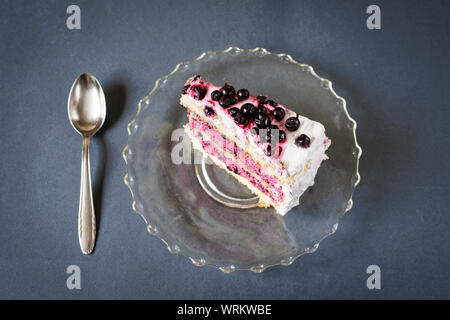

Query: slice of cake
left=180, top=75, right=331, bottom=216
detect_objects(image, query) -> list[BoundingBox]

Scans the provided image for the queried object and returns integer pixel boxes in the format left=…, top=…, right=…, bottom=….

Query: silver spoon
left=68, top=73, right=106, bottom=254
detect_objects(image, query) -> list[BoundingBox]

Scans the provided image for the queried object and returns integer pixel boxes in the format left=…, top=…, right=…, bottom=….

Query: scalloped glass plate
left=123, top=47, right=361, bottom=273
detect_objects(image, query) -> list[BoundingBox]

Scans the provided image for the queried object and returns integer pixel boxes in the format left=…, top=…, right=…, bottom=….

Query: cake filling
left=188, top=114, right=284, bottom=192
left=186, top=115, right=285, bottom=203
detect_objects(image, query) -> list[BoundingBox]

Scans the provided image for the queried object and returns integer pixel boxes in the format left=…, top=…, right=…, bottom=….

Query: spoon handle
left=78, top=136, right=96, bottom=254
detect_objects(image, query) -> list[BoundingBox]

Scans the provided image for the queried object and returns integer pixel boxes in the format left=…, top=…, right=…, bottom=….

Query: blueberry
left=241, top=103, right=256, bottom=118
left=248, top=104, right=257, bottom=118
left=257, top=106, right=267, bottom=115
left=272, top=107, right=286, bottom=121
left=234, top=116, right=247, bottom=125
left=230, top=97, right=237, bottom=105
left=270, top=124, right=279, bottom=130
left=267, top=100, right=277, bottom=107
left=204, top=106, right=215, bottom=117
left=240, top=104, right=250, bottom=116
left=256, top=95, right=266, bottom=105
left=285, top=116, right=300, bottom=131
left=219, top=96, right=231, bottom=108
left=237, top=88, right=249, bottom=101
left=192, top=85, right=206, bottom=100
left=278, top=130, right=286, bottom=142
left=255, top=113, right=271, bottom=129
left=295, top=134, right=311, bottom=148
left=211, top=90, right=222, bottom=101
left=250, top=127, right=259, bottom=135
left=228, top=107, right=239, bottom=118
left=221, top=84, right=235, bottom=97
left=256, top=113, right=265, bottom=121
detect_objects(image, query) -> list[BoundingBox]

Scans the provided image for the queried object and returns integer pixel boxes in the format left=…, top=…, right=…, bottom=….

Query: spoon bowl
left=68, top=73, right=106, bottom=254
left=68, top=73, right=106, bottom=136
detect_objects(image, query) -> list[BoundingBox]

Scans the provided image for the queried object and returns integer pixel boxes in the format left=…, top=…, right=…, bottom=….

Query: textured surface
left=0, top=0, right=449, bottom=299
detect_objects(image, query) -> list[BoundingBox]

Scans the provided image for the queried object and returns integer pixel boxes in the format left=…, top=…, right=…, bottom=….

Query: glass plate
left=123, top=47, right=362, bottom=273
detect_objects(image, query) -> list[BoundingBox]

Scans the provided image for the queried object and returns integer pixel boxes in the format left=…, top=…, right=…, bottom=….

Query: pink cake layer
left=187, top=119, right=284, bottom=204
left=199, top=138, right=279, bottom=204
left=188, top=114, right=285, bottom=198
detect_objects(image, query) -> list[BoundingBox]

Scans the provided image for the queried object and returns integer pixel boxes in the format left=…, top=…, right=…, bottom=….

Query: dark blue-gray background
left=0, top=0, right=449, bottom=299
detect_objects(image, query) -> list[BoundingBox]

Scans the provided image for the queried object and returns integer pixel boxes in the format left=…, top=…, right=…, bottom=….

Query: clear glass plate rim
left=122, top=46, right=363, bottom=273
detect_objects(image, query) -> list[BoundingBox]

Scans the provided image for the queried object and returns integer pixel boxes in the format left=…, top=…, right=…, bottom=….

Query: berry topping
left=237, top=88, right=250, bottom=101
left=230, top=96, right=237, bottom=105
left=204, top=106, right=215, bottom=117
left=278, top=130, right=286, bottom=142
left=228, top=107, right=239, bottom=118
left=221, top=84, right=235, bottom=97
left=272, top=107, right=286, bottom=121
left=211, top=90, right=222, bottom=101
left=256, top=95, right=266, bottom=105
left=240, top=103, right=251, bottom=117
left=234, top=115, right=247, bottom=125
left=255, top=113, right=271, bottom=129
left=248, top=104, right=257, bottom=117
left=285, top=116, right=300, bottom=131
left=270, top=124, right=279, bottom=130
left=267, top=100, right=278, bottom=107
left=191, top=85, right=206, bottom=100
left=250, top=127, right=259, bottom=135
left=295, top=134, right=311, bottom=148
left=257, top=106, right=267, bottom=115
left=241, top=103, right=256, bottom=118
left=219, top=96, right=231, bottom=108
left=182, top=84, right=190, bottom=94
left=193, top=75, right=201, bottom=81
